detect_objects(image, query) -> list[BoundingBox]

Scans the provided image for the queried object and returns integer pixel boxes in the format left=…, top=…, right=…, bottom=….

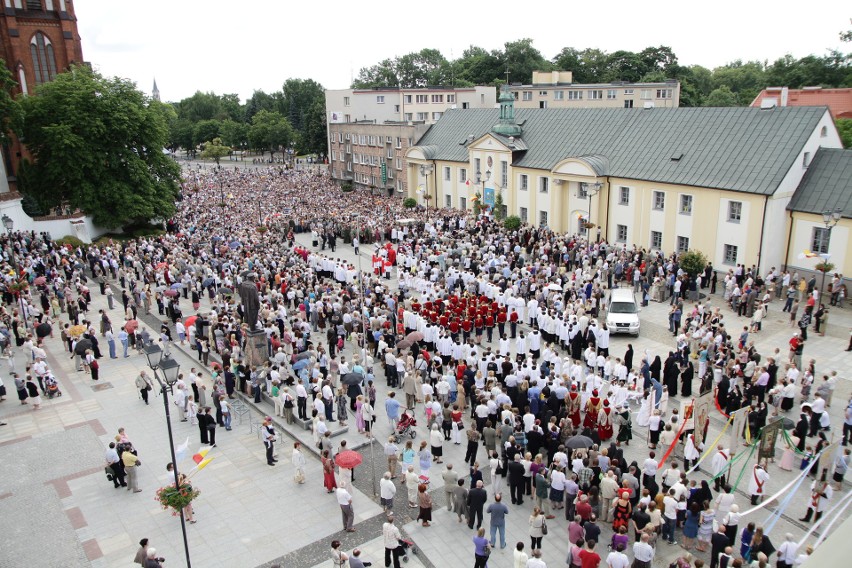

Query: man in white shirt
left=631, top=533, right=655, bottom=568
left=336, top=481, right=355, bottom=532
left=606, top=543, right=630, bottom=568
left=382, top=514, right=403, bottom=568
left=776, top=533, right=799, bottom=568
left=662, top=489, right=678, bottom=544
left=526, top=548, right=547, bottom=568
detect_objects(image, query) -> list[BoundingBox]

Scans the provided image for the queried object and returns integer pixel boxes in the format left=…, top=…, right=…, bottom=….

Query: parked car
left=606, top=289, right=640, bottom=336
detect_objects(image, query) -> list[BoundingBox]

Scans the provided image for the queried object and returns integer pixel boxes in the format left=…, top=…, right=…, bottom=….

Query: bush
left=54, top=235, right=86, bottom=248
left=341, top=181, right=353, bottom=192
left=503, top=215, right=521, bottom=230
left=679, top=249, right=708, bottom=277
left=403, top=197, right=417, bottom=208
left=21, top=193, right=47, bottom=217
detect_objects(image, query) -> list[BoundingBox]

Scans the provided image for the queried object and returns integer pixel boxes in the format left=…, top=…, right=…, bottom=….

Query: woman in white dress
left=636, top=391, right=654, bottom=428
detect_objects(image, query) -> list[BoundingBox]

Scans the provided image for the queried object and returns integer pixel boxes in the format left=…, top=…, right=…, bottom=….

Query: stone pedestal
left=243, top=330, right=269, bottom=368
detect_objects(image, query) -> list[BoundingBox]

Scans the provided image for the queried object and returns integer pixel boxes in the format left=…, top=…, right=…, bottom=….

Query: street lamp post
left=352, top=237, right=377, bottom=497
left=818, top=208, right=842, bottom=301
left=143, top=344, right=191, bottom=568
left=585, top=182, right=603, bottom=242
left=474, top=169, right=491, bottom=215
left=2, top=214, right=28, bottom=320
left=419, top=164, right=434, bottom=218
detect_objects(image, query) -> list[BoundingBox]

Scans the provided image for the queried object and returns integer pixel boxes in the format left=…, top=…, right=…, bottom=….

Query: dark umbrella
left=36, top=322, right=52, bottom=339
left=781, top=417, right=795, bottom=430
left=170, top=283, right=183, bottom=290
left=564, top=435, right=594, bottom=450
left=202, top=277, right=214, bottom=288
left=293, top=351, right=315, bottom=362
left=335, top=450, right=363, bottom=469
left=74, top=338, right=93, bottom=355
left=341, top=372, right=363, bottom=386
left=229, top=241, right=241, bottom=249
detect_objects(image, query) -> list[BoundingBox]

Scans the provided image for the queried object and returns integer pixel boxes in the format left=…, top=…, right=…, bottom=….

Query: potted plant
left=155, top=482, right=200, bottom=516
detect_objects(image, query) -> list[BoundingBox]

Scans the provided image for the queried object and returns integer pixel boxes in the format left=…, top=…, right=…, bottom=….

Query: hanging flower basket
left=155, top=482, right=199, bottom=515
left=256, top=226, right=268, bottom=234
left=8, top=281, right=28, bottom=295
left=583, top=222, right=596, bottom=229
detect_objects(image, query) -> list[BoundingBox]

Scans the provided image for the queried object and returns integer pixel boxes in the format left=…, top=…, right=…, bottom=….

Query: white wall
left=0, top=198, right=109, bottom=243
left=760, top=110, right=842, bottom=271
left=790, top=218, right=849, bottom=274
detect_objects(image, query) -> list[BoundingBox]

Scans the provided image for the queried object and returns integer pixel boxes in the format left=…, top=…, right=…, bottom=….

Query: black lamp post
left=818, top=208, right=842, bottom=301
left=144, top=344, right=191, bottom=568
left=2, top=214, right=27, bottom=318
left=585, top=182, right=603, bottom=241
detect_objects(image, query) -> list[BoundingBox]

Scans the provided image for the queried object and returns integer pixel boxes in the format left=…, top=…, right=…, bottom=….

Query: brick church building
left=0, top=0, right=84, bottom=189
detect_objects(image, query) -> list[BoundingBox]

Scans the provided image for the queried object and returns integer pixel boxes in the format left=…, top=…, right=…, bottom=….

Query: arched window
left=30, top=32, right=57, bottom=85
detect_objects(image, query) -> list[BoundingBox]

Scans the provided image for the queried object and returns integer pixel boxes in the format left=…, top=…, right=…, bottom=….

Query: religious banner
left=693, top=391, right=712, bottom=443
left=483, top=187, right=495, bottom=207
left=729, top=406, right=750, bottom=450
left=680, top=398, right=695, bottom=431
left=758, top=417, right=783, bottom=461
left=815, top=440, right=840, bottom=479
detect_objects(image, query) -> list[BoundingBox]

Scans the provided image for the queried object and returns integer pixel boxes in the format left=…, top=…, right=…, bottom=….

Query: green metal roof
left=787, top=148, right=852, bottom=218
left=413, top=106, right=829, bottom=195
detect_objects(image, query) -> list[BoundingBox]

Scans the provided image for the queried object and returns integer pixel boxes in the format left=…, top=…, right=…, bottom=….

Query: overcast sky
left=75, top=0, right=849, bottom=103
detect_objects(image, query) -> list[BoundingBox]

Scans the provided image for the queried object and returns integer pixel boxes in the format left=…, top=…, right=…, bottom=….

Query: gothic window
left=31, top=32, right=57, bottom=85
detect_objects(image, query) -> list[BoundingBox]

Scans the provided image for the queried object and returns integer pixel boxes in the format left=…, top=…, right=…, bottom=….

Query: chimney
left=781, top=87, right=788, bottom=107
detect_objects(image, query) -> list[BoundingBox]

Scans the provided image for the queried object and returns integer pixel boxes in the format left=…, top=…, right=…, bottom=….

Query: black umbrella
left=74, top=338, right=93, bottom=355
left=781, top=417, right=795, bottom=430
left=35, top=322, right=52, bottom=339
left=293, top=351, right=315, bottom=362
left=341, top=372, right=363, bottom=386
left=564, top=435, right=594, bottom=450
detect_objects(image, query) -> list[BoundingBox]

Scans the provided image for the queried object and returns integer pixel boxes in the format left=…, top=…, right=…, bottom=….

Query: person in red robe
left=568, top=384, right=582, bottom=427
left=584, top=389, right=602, bottom=429
left=598, top=399, right=614, bottom=441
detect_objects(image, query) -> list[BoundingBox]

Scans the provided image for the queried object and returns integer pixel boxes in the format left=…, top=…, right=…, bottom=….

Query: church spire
left=152, top=78, right=160, bottom=102
left=492, top=83, right=522, bottom=137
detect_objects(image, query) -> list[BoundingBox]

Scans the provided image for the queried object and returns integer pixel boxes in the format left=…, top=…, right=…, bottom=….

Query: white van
left=606, top=289, right=640, bottom=336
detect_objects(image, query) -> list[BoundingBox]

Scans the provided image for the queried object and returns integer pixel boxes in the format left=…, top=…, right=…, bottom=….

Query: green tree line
left=165, top=78, right=327, bottom=159
left=351, top=38, right=852, bottom=109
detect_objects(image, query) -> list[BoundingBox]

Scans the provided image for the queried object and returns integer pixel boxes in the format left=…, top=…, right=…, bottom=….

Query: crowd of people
left=1, top=162, right=849, bottom=568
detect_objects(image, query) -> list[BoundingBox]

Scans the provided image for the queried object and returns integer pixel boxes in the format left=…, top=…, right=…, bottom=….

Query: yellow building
left=785, top=148, right=851, bottom=277
left=406, top=86, right=841, bottom=272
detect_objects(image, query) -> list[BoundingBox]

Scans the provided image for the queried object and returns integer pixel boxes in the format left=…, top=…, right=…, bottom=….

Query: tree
left=248, top=110, right=293, bottom=159
left=396, top=49, right=451, bottom=87
left=193, top=119, right=222, bottom=147
left=457, top=45, right=505, bottom=86
left=200, top=137, right=231, bottom=165
left=220, top=120, right=249, bottom=150
left=352, top=59, right=400, bottom=89
left=836, top=118, right=852, bottom=148
left=502, top=39, right=550, bottom=84
left=301, top=99, right=328, bottom=156
left=678, top=250, right=708, bottom=277
left=0, top=59, right=23, bottom=146
left=703, top=86, right=738, bottom=107
left=18, top=65, right=180, bottom=229
left=493, top=191, right=505, bottom=221
left=282, top=78, right=327, bottom=154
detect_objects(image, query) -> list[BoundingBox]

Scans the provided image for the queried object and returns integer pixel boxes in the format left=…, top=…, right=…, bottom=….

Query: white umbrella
left=546, top=283, right=562, bottom=291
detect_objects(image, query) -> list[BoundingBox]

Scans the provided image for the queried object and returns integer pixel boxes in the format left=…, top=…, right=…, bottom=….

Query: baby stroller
left=392, top=411, right=417, bottom=442
left=45, top=375, right=62, bottom=399
left=398, top=537, right=417, bottom=562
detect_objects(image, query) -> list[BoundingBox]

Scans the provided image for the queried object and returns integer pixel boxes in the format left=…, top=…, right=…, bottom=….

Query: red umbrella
left=334, top=450, right=363, bottom=469
left=33, top=276, right=47, bottom=286
left=185, top=315, right=198, bottom=328
left=156, top=262, right=168, bottom=270
left=164, top=289, right=179, bottom=297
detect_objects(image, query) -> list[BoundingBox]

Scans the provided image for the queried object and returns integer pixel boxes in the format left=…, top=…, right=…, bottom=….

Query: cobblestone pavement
left=1, top=229, right=850, bottom=568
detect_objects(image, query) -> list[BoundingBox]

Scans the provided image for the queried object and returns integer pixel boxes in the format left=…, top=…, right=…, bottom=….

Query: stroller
left=398, top=537, right=417, bottom=563
left=392, top=411, right=417, bottom=442
left=45, top=375, right=62, bottom=399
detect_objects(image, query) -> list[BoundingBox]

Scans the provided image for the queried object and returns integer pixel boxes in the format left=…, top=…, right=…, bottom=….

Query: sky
left=74, top=0, right=850, bottom=103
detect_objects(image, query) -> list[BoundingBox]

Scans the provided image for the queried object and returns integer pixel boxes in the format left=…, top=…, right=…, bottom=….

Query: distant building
left=404, top=85, right=841, bottom=272
left=325, top=86, right=496, bottom=193
left=509, top=71, right=680, bottom=109
left=0, top=0, right=85, bottom=191
left=751, top=87, right=852, bottom=119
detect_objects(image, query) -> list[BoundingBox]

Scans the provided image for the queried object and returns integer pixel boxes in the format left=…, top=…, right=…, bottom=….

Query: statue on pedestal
left=238, top=273, right=260, bottom=330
